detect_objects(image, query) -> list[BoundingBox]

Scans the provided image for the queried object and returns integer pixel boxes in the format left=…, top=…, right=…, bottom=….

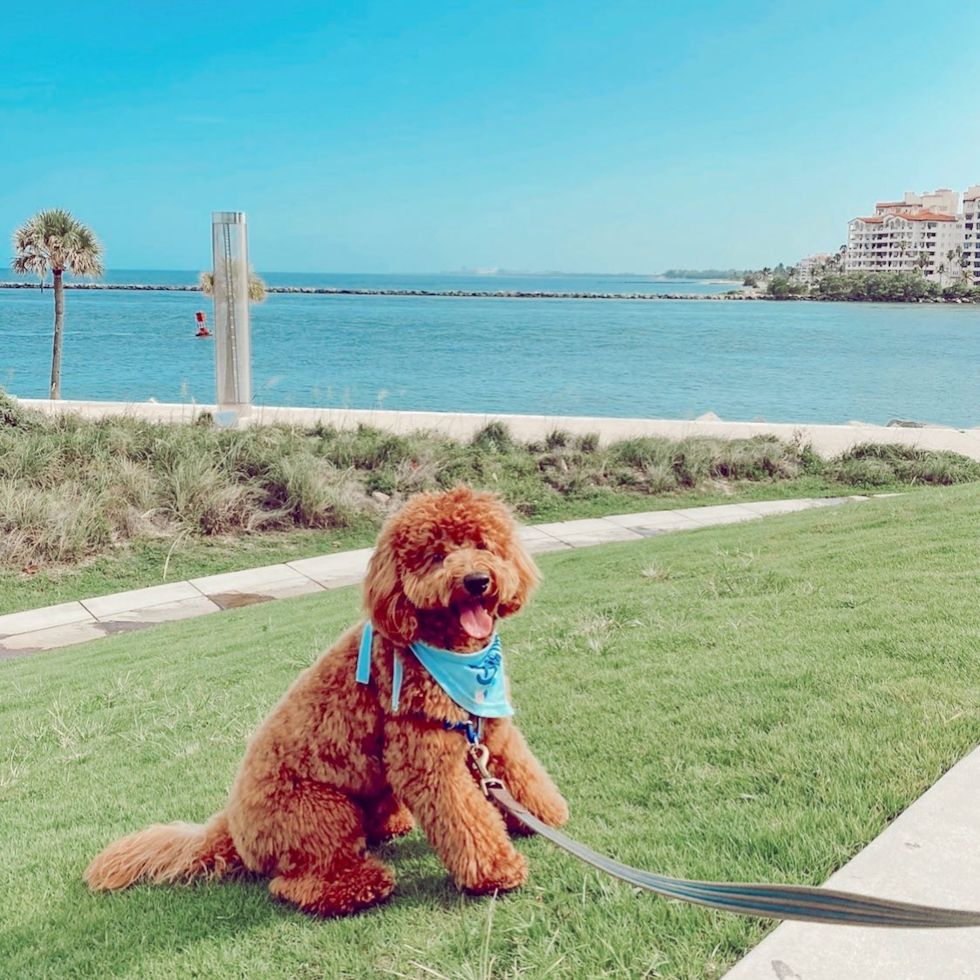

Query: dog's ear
left=363, top=538, right=418, bottom=645
left=496, top=531, right=540, bottom=619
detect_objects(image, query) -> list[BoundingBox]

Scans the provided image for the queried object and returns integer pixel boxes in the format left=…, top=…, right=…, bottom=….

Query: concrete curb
left=721, top=744, right=980, bottom=979
left=16, top=398, right=980, bottom=461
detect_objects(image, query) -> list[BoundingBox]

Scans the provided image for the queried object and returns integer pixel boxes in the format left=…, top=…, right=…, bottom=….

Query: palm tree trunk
left=50, top=269, right=64, bottom=400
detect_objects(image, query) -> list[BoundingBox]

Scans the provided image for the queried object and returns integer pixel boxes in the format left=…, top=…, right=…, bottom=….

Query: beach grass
left=3, top=390, right=980, bottom=616
left=3, top=485, right=980, bottom=978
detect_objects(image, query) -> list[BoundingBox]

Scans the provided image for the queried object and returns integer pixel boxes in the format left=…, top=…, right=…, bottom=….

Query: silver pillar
left=211, top=211, right=252, bottom=419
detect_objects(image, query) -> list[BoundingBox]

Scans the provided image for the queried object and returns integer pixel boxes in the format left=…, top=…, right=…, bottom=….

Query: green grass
left=4, top=485, right=980, bottom=978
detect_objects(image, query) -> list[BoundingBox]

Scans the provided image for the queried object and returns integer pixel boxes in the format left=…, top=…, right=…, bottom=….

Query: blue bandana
left=356, top=622, right=514, bottom=718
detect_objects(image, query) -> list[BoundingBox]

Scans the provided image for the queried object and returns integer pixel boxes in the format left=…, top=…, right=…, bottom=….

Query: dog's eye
left=475, top=542, right=489, bottom=551
left=429, top=552, right=445, bottom=565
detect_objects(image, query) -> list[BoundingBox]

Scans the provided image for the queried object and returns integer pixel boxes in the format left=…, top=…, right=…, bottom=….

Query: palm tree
left=199, top=267, right=268, bottom=304
left=955, top=244, right=968, bottom=283
left=894, top=239, right=908, bottom=269
left=11, top=209, right=104, bottom=399
left=946, top=248, right=957, bottom=284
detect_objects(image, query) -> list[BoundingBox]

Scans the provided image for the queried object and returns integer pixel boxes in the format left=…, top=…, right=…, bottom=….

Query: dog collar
left=356, top=622, right=514, bottom=718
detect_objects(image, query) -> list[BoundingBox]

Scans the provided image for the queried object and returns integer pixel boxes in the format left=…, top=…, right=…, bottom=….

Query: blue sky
left=3, top=1, right=979, bottom=273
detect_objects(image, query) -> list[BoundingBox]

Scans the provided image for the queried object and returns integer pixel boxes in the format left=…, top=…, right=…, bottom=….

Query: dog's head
left=363, top=486, right=540, bottom=651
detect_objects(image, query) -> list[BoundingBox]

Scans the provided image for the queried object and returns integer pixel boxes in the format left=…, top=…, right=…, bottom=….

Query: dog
left=85, top=486, right=569, bottom=916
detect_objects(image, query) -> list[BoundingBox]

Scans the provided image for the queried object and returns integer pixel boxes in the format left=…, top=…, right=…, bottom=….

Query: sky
left=3, top=1, right=980, bottom=274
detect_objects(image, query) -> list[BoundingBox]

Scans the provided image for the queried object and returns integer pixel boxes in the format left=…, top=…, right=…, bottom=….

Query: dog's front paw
left=367, top=796, right=415, bottom=844
left=509, top=790, right=568, bottom=834
left=462, top=847, right=528, bottom=895
left=533, top=792, right=569, bottom=829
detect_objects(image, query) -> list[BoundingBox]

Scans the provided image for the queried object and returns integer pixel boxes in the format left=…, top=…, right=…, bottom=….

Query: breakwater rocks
left=3, top=282, right=975, bottom=302
left=0, top=281, right=759, bottom=300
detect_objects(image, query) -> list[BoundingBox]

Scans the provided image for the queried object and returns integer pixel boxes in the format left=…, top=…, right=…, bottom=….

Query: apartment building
left=874, top=188, right=959, bottom=217
left=963, top=185, right=980, bottom=285
left=796, top=252, right=831, bottom=282
left=846, top=187, right=970, bottom=282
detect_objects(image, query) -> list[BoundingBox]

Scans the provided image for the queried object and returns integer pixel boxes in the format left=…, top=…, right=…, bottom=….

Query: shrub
left=265, top=456, right=362, bottom=528
left=471, top=421, right=513, bottom=452
left=832, top=457, right=895, bottom=486
left=545, top=429, right=570, bottom=450
left=0, top=390, right=43, bottom=430
left=767, top=277, right=807, bottom=299
left=831, top=444, right=980, bottom=487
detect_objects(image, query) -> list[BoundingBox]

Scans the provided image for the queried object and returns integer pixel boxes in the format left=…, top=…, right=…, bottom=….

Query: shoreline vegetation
left=765, top=270, right=980, bottom=303
left=3, top=390, right=980, bottom=614
left=3, top=270, right=979, bottom=302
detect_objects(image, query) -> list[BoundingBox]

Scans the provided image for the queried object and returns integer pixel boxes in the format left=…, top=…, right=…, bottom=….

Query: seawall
left=15, top=398, right=980, bottom=461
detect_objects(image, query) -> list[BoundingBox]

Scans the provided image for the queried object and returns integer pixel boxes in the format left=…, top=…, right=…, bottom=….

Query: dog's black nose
left=463, top=572, right=490, bottom=596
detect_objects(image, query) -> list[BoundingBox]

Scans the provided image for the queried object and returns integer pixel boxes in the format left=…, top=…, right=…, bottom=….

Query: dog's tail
left=84, top=811, right=242, bottom=891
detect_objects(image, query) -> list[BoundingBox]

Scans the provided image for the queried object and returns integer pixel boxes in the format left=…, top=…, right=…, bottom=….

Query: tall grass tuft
left=833, top=443, right=980, bottom=486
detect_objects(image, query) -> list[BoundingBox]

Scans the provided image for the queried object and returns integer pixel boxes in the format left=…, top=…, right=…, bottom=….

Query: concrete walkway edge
left=0, top=495, right=870, bottom=658
left=721, top=744, right=980, bottom=980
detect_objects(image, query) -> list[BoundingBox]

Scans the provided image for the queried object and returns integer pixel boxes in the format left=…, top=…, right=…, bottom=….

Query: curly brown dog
left=85, top=486, right=568, bottom=916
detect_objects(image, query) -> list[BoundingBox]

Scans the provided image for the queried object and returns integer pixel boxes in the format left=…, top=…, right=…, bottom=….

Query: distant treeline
left=660, top=269, right=751, bottom=280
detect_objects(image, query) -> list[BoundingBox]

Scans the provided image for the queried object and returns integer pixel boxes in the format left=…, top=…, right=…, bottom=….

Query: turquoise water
left=1, top=273, right=978, bottom=426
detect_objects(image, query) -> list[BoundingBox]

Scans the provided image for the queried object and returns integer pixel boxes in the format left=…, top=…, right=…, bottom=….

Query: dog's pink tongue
left=459, top=599, right=494, bottom=639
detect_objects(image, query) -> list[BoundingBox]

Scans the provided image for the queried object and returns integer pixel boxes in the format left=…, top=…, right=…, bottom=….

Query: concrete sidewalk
left=721, top=744, right=980, bottom=980
left=0, top=495, right=862, bottom=658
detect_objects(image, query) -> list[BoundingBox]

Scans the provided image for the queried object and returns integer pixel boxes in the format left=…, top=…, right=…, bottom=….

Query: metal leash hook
left=468, top=742, right=503, bottom=797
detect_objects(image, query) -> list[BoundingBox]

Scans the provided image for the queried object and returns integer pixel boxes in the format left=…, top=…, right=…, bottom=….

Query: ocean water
left=1, top=273, right=978, bottom=427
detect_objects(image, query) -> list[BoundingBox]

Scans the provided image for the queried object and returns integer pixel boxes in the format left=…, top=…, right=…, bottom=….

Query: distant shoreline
left=0, top=281, right=752, bottom=300
left=1, top=281, right=975, bottom=303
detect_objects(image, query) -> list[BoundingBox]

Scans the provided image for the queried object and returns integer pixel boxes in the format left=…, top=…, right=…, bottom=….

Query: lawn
left=3, top=485, right=980, bottom=978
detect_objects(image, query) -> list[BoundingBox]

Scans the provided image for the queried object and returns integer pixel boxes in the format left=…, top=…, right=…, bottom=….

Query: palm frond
left=247, top=268, right=267, bottom=304
left=11, top=253, right=49, bottom=278
left=198, top=266, right=266, bottom=303
left=10, top=209, right=104, bottom=279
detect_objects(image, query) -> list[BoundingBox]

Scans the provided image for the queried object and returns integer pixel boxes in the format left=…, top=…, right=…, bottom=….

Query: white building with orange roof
left=796, top=252, right=832, bottom=282
left=873, top=188, right=959, bottom=217
left=846, top=187, right=968, bottom=282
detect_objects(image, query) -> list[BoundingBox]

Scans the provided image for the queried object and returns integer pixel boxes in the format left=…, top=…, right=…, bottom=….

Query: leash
left=368, top=622, right=980, bottom=929
left=466, top=741, right=980, bottom=928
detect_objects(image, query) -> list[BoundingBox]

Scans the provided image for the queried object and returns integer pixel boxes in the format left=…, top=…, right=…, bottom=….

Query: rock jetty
left=0, top=281, right=758, bottom=300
